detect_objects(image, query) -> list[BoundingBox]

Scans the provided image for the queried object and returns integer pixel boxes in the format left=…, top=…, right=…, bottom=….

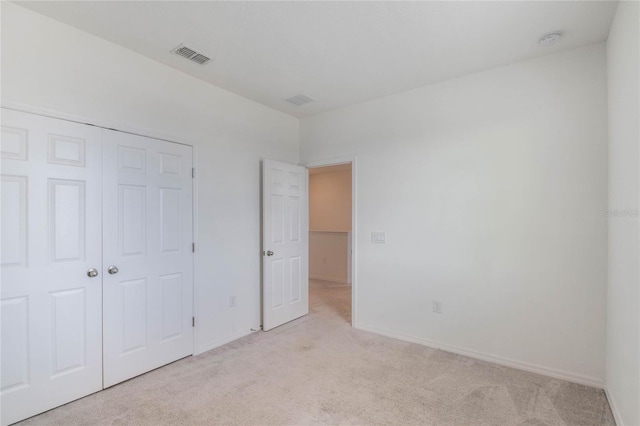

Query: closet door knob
left=265, top=250, right=274, bottom=256
left=87, top=268, right=99, bottom=278
left=108, top=266, right=119, bottom=275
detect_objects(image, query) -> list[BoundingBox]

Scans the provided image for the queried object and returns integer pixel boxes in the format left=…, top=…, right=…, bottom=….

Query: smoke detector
left=539, top=32, right=562, bottom=47
left=285, top=94, right=315, bottom=106
left=171, top=44, right=212, bottom=65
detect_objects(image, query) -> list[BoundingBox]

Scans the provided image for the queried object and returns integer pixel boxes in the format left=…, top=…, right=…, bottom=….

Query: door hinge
left=192, top=242, right=195, bottom=253
left=192, top=168, right=195, bottom=178
left=192, top=317, right=195, bottom=327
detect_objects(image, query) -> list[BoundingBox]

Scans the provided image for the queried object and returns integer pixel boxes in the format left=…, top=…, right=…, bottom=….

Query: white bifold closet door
left=1, top=109, right=104, bottom=425
left=1, top=109, right=194, bottom=425
left=102, top=129, right=193, bottom=388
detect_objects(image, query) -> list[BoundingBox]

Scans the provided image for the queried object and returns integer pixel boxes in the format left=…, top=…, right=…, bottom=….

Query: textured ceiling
left=16, top=1, right=618, bottom=118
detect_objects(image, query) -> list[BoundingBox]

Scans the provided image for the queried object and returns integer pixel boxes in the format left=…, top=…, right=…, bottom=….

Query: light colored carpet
left=20, top=279, right=614, bottom=426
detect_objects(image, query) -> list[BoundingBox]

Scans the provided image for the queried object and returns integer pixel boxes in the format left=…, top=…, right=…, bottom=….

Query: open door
left=262, top=159, right=309, bottom=331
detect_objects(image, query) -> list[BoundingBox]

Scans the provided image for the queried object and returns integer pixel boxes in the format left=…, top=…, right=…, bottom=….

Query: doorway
left=308, top=163, right=353, bottom=324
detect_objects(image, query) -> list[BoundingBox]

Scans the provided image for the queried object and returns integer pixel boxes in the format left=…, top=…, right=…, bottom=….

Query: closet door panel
left=0, top=109, right=103, bottom=426
left=102, top=129, right=193, bottom=388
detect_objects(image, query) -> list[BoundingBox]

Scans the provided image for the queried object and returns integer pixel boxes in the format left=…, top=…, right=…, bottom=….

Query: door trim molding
left=2, top=102, right=199, bottom=356
left=305, top=156, right=358, bottom=328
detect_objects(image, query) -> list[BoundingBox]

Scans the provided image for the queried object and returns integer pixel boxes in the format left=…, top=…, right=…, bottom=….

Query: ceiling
left=16, top=1, right=617, bottom=118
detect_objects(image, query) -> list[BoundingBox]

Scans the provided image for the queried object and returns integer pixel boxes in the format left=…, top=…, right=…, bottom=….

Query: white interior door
left=1, top=109, right=103, bottom=425
left=102, top=129, right=193, bottom=387
left=262, top=159, right=309, bottom=331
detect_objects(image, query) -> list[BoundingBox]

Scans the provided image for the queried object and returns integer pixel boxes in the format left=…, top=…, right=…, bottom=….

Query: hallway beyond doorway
left=310, top=278, right=351, bottom=324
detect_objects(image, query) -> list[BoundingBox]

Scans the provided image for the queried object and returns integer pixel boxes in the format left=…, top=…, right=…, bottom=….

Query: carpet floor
left=20, top=279, right=614, bottom=426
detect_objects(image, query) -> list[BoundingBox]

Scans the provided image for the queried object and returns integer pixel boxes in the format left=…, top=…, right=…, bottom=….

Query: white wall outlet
left=371, top=232, right=386, bottom=244
left=433, top=300, right=442, bottom=314
left=229, top=296, right=236, bottom=307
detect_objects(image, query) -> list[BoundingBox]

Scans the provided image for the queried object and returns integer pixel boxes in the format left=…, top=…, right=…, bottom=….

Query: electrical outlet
left=322, top=257, right=327, bottom=264
left=433, top=300, right=442, bottom=314
left=229, top=296, right=236, bottom=307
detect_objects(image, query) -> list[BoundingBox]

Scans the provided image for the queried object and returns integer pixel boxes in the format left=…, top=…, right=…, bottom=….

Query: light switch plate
left=371, top=232, right=386, bottom=244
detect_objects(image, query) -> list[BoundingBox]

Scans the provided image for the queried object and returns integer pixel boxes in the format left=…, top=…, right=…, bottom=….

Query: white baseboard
left=356, top=323, right=605, bottom=389
left=310, top=274, right=351, bottom=284
left=194, top=329, right=255, bottom=356
left=604, top=387, right=625, bottom=426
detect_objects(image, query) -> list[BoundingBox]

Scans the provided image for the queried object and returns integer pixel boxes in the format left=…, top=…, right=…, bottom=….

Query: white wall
left=606, top=2, right=640, bottom=424
left=1, top=3, right=299, bottom=354
left=301, top=45, right=609, bottom=385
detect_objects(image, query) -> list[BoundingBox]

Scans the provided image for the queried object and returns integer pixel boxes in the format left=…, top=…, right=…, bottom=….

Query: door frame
left=1, top=102, right=199, bottom=353
left=305, top=156, right=358, bottom=327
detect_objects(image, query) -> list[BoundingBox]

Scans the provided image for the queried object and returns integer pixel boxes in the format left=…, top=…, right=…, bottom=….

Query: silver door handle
left=108, top=266, right=119, bottom=275
left=265, top=250, right=274, bottom=256
left=87, top=268, right=99, bottom=278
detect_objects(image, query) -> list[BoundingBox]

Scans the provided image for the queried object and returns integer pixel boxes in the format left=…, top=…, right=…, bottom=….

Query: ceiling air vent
left=285, top=94, right=315, bottom=106
left=171, top=44, right=211, bottom=65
